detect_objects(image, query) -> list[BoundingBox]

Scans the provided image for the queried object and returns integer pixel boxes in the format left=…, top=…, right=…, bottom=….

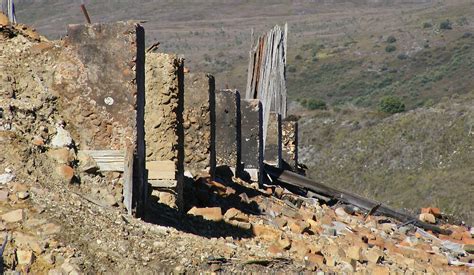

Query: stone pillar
left=281, top=119, right=298, bottom=171
left=145, top=52, right=184, bottom=210
left=264, top=112, right=281, bottom=166
left=240, top=99, right=263, bottom=185
left=53, top=21, right=146, bottom=216
left=183, top=73, right=215, bottom=178
left=215, top=89, right=241, bottom=174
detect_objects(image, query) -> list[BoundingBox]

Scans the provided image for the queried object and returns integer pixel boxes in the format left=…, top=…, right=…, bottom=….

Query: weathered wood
left=123, top=147, right=134, bottom=215
left=80, top=150, right=125, bottom=172
left=245, top=24, right=288, bottom=150
left=149, top=179, right=177, bottom=188
left=264, top=164, right=452, bottom=235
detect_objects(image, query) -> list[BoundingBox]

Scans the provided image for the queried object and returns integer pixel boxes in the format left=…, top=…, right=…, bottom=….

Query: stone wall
left=52, top=22, right=146, bottom=215
left=53, top=22, right=140, bottom=151
left=183, top=73, right=215, bottom=178
left=215, top=89, right=241, bottom=173
left=145, top=52, right=184, bottom=209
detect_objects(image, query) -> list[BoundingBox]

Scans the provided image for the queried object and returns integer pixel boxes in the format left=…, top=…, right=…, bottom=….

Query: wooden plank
left=149, top=179, right=177, bottom=188
left=123, top=146, right=134, bottom=215
left=147, top=160, right=176, bottom=180
left=79, top=150, right=125, bottom=172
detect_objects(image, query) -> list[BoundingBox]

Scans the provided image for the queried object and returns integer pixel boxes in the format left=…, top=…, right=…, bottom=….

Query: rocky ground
left=1, top=17, right=474, bottom=274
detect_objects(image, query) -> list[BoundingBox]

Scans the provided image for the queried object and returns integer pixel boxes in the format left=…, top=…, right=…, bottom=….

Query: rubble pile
left=0, top=21, right=473, bottom=274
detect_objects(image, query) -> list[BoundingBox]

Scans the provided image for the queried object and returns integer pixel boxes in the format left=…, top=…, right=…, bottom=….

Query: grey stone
left=50, top=125, right=73, bottom=148
left=0, top=172, right=15, bottom=184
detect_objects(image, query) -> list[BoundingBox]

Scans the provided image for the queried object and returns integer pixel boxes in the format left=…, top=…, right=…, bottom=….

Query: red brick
left=252, top=224, right=281, bottom=241
left=268, top=244, right=284, bottom=255
left=289, top=221, right=310, bottom=234
left=304, top=253, right=324, bottom=267
left=55, top=165, right=74, bottom=182
left=187, top=207, right=223, bottom=222
left=371, top=265, right=390, bottom=275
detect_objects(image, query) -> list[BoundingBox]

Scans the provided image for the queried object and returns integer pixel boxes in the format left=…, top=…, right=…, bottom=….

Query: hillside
left=298, top=92, right=474, bottom=223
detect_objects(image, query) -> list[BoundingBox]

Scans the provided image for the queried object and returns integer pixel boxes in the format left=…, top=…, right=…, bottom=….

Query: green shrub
left=439, top=20, right=452, bottom=30
left=385, top=45, right=397, bottom=53
left=295, top=54, right=303, bottom=60
left=386, top=35, right=397, bottom=43
left=423, top=22, right=432, bottom=29
left=379, top=96, right=405, bottom=114
left=302, top=98, right=327, bottom=110
left=457, top=17, right=468, bottom=26
left=397, top=53, right=409, bottom=60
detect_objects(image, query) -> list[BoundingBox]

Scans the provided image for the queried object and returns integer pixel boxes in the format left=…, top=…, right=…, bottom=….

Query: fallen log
left=264, top=164, right=452, bottom=235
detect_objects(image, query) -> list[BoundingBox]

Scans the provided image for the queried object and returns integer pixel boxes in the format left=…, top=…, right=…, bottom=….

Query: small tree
left=386, top=35, right=397, bottom=43
left=423, top=22, right=432, bottom=29
left=385, top=45, right=397, bottom=53
left=379, top=96, right=405, bottom=114
left=304, top=99, right=327, bottom=110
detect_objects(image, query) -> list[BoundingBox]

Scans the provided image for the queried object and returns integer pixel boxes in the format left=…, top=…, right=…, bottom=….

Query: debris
left=17, top=191, right=29, bottom=200
left=2, top=209, right=24, bottom=223
left=0, top=170, right=15, bottom=184
left=187, top=207, right=223, bottom=222
left=16, top=249, right=34, bottom=266
left=55, top=165, right=75, bottom=183
left=50, top=125, right=73, bottom=148
left=265, top=164, right=451, bottom=235
left=419, top=213, right=436, bottom=224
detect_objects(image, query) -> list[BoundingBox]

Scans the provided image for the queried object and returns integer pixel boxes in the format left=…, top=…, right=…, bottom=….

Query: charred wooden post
left=80, top=4, right=92, bottom=24
left=215, top=89, right=241, bottom=175
left=264, top=112, right=281, bottom=166
left=240, top=99, right=263, bottom=185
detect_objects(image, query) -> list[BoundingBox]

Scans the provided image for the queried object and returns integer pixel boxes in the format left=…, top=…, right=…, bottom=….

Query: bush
left=379, top=96, right=405, bottom=114
left=422, top=22, right=432, bottom=29
left=457, top=17, right=468, bottom=26
left=397, top=53, right=409, bottom=60
left=386, top=35, right=397, bottom=43
left=439, top=20, right=452, bottom=30
left=302, top=98, right=327, bottom=110
left=385, top=45, right=397, bottom=53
